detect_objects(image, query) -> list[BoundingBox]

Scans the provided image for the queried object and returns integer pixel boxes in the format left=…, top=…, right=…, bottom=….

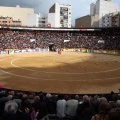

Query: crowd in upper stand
left=0, top=89, right=120, bottom=120
left=0, top=29, right=120, bottom=51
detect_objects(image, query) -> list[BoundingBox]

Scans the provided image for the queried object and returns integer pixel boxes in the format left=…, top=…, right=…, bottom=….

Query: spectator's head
left=70, top=95, right=75, bottom=99
left=58, top=94, right=64, bottom=100
left=46, top=93, right=52, bottom=98
left=8, top=95, right=13, bottom=100
left=34, top=96, right=40, bottom=102
left=109, top=107, right=120, bottom=120
left=116, top=100, right=120, bottom=107
left=89, top=97, right=99, bottom=110
left=75, top=95, right=79, bottom=100
left=83, top=95, right=89, bottom=102
left=64, top=95, right=70, bottom=101
left=98, top=97, right=107, bottom=104
left=22, top=94, right=28, bottom=99
left=98, top=102, right=111, bottom=114
left=4, top=100, right=18, bottom=114
left=109, top=101, right=117, bottom=108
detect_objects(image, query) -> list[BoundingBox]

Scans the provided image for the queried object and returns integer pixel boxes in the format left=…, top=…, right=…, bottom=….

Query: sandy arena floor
left=0, top=52, right=120, bottom=94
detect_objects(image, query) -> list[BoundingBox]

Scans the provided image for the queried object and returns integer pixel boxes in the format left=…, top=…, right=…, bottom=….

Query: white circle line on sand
left=0, top=58, right=57, bottom=80
left=10, top=57, right=120, bottom=75
left=0, top=56, right=120, bottom=81
left=0, top=67, right=120, bottom=81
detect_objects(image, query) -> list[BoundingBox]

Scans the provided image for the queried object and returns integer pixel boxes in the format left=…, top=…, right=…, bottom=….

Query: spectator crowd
left=0, top=28, right=120, bottom=51
left=0, top=89, right=120, bottom=120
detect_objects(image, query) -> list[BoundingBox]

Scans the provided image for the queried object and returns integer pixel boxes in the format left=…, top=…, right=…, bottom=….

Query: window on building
left=64, top=16, right=68, bottom=19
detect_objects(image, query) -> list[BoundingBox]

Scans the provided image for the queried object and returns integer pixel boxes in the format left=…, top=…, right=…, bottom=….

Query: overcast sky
left=0, top=0, right=120, bottom=24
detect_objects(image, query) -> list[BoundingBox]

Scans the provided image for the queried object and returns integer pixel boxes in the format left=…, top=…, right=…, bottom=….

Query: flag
left=30, top=39, right=36, bottom=43
left=64, top=40, right=70, bottom=43
left=98, top=40, right=105, bottom=44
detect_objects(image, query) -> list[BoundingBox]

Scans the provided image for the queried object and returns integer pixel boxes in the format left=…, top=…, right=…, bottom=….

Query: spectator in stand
left=116, top=100, right=120, bottom=107
left=16, top=107, right=32, bottom=120
left=45, top=93, right=57, bottom=115
left=56, top=94, right=66, bottom=119
left=0, top=94, right=13, bottom=116
left=32, top=94, right=48, bottom=120
left=76, top=95, right=90, bottom=120
left=1, top=89, right=120, bottom=120
left=0, top=29, right=120, bottom=51
left=109, top=107, right=120, bottom=120
left=0, top=100, right=18, bottom=120
left=65, top=95, right=78, bottom=118
left=77, top=96, right=98, bottom=120
left=109, top=101, right=117, bottom=108
left=91, top=102, right=112, bottom=120
left=98, top=97, right=108, bottom=104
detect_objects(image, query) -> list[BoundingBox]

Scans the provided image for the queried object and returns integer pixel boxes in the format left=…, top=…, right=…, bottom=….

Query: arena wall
left=0, top=48, right=119, bottom=56
left=63, top=48, right=120, bottom=56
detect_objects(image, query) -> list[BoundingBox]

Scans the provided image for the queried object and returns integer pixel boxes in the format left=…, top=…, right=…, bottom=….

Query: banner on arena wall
left=102, top=50, right=107, bottom=54
left=14, top=50, right=19, bottom=53
left=87, top=49, right=93, bottom=53
left=19, top=50, right=22, bottom=52
left=43, top=49, right=49, bottom=52
left=93, top=50, right=97, bottom=53
left=35, top=49, right=40, bottom=52
left=81, top=48, right=87, bottom=53
left=27, top=49, right=32, bottom=52
left=107, top=50, right=116, bottom=55
left=26, top=49, right=29, bottom=52
left=0, top=51, right=7, bottom=54
left=100, top=50, right=104, bottom=53
left=89, top=49, right=93, bottom=53
left=74, top=49, right=79, bottom=52
left=10, top=50, right=14, bottom=54
left=32, top=49, right=36, bottom=52
left=90, top=50, right=93, bottom=53
left=96, top=50, right=103, bottom=54
left=22, top=50, right=26, bottom=52
left=38, top=49, right=42, bottom=52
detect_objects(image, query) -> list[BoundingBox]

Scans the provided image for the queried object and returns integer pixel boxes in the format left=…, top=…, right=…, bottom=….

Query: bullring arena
left=0, top=52, right=120, bottom=94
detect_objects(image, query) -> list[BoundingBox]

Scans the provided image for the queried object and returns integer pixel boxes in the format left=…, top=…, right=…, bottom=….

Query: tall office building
left=48, top=3, right=72, bottom=28
left=90, top=0, right=119, bottom=27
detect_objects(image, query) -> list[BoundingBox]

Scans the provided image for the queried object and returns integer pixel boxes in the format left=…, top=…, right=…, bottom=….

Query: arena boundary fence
left=0, top=48, right=120, bottom=56
left=0, top=48, right=49, bottom=55
left=63, top=48, right=120, bottom=56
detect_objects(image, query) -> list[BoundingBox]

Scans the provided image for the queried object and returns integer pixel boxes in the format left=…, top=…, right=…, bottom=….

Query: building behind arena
left=0, top=5, right=34, bottom=26
left=48, top=3, right=72, bottom=28
left=75, top=0, right=119, bottom=28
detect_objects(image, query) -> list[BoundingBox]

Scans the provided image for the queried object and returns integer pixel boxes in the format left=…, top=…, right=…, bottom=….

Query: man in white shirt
left=65, top=95, right=78, bottom=117
left=57, top=94, right=66, bottom=119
